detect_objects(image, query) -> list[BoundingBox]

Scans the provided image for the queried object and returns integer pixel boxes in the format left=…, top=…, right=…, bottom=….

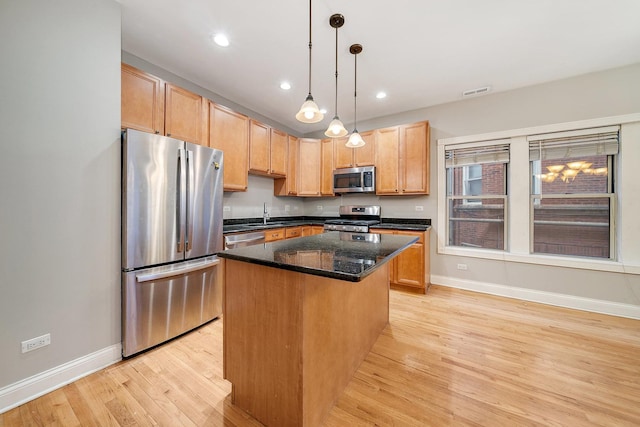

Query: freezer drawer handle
left=136, top=258, right=221, bottom=283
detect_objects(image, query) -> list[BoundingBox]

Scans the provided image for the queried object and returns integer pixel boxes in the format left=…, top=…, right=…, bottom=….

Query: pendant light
left=325, top=14, right=348, bottom=138
left=295, top=0, right=323, bottom=123
left=346, top=44, right=365, bottom=148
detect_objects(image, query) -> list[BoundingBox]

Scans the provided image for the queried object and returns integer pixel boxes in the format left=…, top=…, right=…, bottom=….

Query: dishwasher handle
left=224, top=232, right=266, bottom=249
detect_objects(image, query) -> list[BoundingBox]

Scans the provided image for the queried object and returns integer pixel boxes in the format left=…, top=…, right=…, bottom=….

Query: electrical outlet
left=285, top=205, right=290, bottom=212
left=457, top=263, right=468, bottom=271
left=223, top=206, right=231, bottom=212
left=21, top=333, right=51, bottom=353
left=415, top=206, right=424, bottom=211
left=317, top=205, right=323, bottom=211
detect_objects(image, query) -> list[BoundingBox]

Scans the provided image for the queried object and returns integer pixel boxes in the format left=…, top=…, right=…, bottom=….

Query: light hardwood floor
left=2, top=285, right=640, bottom=426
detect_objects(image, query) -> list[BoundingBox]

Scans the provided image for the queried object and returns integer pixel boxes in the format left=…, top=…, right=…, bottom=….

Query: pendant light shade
left=325, top=14, right=348, bottom=138
left=296, top=0, right=324, bottom=123
left=296, top=95, right=323, bottom=123
left=346, top=131, right=364, bottom=147
left=345, top=43, right=365, bottom=148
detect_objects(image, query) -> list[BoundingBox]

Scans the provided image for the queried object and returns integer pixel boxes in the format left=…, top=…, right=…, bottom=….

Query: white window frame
left=444, top=140, right=510, bottom=251
left=437, top=113, right=640, bottom=275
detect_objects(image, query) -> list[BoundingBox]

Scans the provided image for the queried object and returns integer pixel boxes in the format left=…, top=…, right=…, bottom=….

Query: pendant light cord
left=353, top=52, right=358, bottom=130
left=307, top=0, right=312, bottom=97
left=333, top=25, right=339, bottom=117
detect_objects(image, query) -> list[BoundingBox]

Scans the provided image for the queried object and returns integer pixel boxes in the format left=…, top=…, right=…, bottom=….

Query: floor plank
left=2, top=285, right=639, bottom=426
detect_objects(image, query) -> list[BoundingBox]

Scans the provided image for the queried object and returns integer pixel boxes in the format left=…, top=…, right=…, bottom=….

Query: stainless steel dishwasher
left=224, top=231, right=266, bottom=249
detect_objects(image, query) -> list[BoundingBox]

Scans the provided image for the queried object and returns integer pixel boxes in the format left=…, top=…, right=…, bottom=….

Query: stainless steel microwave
left=333, top=166, right=375, bottom=193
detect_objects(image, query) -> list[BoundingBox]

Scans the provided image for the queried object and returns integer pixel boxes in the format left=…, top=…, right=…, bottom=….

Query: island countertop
left=217, top=231, right=418, bottom=282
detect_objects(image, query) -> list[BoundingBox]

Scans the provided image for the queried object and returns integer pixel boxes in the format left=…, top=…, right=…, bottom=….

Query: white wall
left=346, top=64, right=640, bottom=316
left=0, top=0, right=121, bottom=410
left=223, top=175, right=305, bottom=219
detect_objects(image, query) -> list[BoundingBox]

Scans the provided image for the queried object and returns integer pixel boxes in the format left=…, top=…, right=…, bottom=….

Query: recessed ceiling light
left=213, top=33, right=229, bottom=47
left=376, top=92, right=387, bottom=99
left=280, top=82, right=291, bottom=90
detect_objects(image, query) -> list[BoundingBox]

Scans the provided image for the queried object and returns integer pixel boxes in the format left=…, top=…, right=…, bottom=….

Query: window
left=445, top=143, right=509, bottom=250
left=463, top=164, right=482, bottom=204
left=529, top=126, right=618, bottom=259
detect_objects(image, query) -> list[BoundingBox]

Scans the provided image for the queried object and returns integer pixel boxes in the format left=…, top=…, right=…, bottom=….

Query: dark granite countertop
left=217, top=231, right=418, bottom=282
left=223, top=217, right=325, bottom=233
left=223, top=216, right=431, bottom=234
left=372, top=223, right=431, bottom=232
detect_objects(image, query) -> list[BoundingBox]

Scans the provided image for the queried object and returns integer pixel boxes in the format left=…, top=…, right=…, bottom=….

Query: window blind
left=445, top=144, right=510, bottom=168
left=529, top=125, right=619, bottom=161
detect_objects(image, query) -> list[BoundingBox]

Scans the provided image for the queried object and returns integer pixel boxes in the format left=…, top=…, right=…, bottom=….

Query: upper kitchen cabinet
left=270, top=128, right=287, bottom=176
left=298, top=139, right=321, bottom=197
left=376, top=121, right=430, bottom=195
left=164, top=83, right=208, bottom=146
left=121, top=63, right=165, bottom=135
left=209, top=102, right=249, bottom=191
left=320, top=138, right=334, bottom=196
left=121, top=63, right=207, bottom=146
left=333, top=132, right=376, bottom=169
left=274, top=135, right=299, bottom=196
left=249, top=120, right=287, bottom=177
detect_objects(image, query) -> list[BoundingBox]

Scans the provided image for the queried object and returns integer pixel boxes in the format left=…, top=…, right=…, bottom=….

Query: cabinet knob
left=167, top=133, right=171, bottom=137
left=155, top=130, right=160, bottom=134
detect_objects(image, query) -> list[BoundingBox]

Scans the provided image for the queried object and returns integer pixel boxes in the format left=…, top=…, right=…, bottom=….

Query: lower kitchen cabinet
left=370, top=228, right=430, bottom=294
left=265, top=228, right=286, bottom=242
left=285, top=226, right=302, bottom=239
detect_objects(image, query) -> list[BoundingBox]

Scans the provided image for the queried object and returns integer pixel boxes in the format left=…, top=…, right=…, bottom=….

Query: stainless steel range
left=324, top=205, right=381, bottom=233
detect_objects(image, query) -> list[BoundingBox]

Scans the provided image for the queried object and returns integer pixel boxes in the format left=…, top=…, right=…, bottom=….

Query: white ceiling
left=120, top=0, right=640, bottom=135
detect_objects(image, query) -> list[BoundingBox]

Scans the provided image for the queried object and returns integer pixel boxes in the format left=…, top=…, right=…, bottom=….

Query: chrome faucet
left=263, top=202, right=269, bottom=224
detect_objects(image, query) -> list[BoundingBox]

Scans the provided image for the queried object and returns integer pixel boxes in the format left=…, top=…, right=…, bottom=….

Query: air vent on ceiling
left=462, top=86, right=491, bottom=97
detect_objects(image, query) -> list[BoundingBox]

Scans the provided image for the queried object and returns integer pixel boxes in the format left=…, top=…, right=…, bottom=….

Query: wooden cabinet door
left=121, top=63, right=165, bottom=134
left=320, top=138, right=334, bottom=196
left=369, top=229, right=398, bottom=282
left=249, top=120, right=270, bottom=174
left=401, top=121, right=429, bottom=194
left=370, top=228, right=428, bottom=292
left=298, top=139, right=321, bottom=196
left=394, top=230, right=425, bottom=289
left=265, top=228, right=285, bottom=242
left=209, top=102, right=249, bottom=191
left=165, top=84, right=206, bottom=145
left=274, top=135, right=299, bottom=196
left=354, top=131, right=376, bottom=166
left=311, top=226, right=325, bottom=235
left=375, top=127, right=400, bottom=194
left=285, top=227, right=302, bottom=239
left=333, top=137, right=353, bottom=169
left=270, top=128, right=287, bottom=176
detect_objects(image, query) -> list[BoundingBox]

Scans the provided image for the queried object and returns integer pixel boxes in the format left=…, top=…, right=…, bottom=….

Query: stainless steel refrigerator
left=121, top=129, right=224, bottom=357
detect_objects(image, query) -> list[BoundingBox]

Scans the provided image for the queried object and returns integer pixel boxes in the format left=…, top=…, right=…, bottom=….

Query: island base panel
left=224, top=259, right=390, bottom=427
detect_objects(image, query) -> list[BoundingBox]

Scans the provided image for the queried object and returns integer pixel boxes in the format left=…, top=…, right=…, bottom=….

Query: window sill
left=439, top=246, right=640, bottom=275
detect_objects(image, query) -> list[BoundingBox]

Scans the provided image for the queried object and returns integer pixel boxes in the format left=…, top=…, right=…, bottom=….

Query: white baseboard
left=0, top=344, right=122, bottom=414
left=430, top=275, right=640, bottom=320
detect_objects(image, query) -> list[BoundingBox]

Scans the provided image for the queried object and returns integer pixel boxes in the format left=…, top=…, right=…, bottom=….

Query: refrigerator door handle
left=185, top=149, right=194, bottom=251
left=177, top=148, right=186, bottom=253
left=135, top=257, right=221, bottom=283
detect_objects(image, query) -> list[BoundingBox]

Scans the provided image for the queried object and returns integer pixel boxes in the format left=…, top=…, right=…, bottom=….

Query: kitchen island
left=217, top=231, right=417, bottom=427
